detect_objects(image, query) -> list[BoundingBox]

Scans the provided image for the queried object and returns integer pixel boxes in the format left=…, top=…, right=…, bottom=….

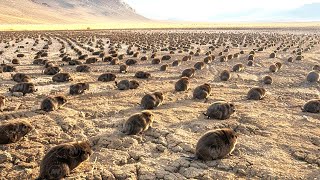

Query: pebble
left=12, top=92, right=23, bottom=97
left=0, top=151, right=12, bottom=163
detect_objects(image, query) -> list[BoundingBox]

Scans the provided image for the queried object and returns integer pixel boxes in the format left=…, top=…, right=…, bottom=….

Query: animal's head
left=142, top=110, right=154, bottom=123
left=74, top=141, right=93, bottom=161
left=55, top=96, right=68, bottom=105
left=229, top=103, right=236, bottom=114
left=154, top=92, right=164, bottom=101
left=221, top=128, right=238, bottom=145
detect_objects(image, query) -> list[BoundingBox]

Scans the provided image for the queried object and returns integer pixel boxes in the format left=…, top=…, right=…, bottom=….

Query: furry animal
left=306, top=71, right=320, bottom=82
left=152, top=58, right=161, bottom=64
left=110, top=58, right=119, bottom=65
left=275, top=62, right=283, bottom=70
left=41, top=96, right=67, bottom=112
left=135, top=71, right=151, bottom=79
left=247, top=60, right=254, bottom=66
left=175, top=77, right=190, bottom=92
left=44, top=66, right=61, bottom=75
left=70, top=83, right=89, bottom=95
left=126, top=59, right=137, bottom=66
left=12, top=73, right=31, bottom=82
left=69, top=60, right=82, bottom=66
left=52, top=73, right=73, bottom=82
left=302, top=99, right=320, bottom=113
left=182, top=68, right=195, bottom=78
left=98, top=73, right=116, bottom=82
left=220, top=70, right=231, bottom=81
left=122, top=111, right=154, bottom=135
left=263, top=76, right=273, bottom=85
left=85, top=57, right=98, bottom=64
left=172, top=60, right=181, bottom=67
left=204, top=56, right=212, bottom=64
left=115, top=80, right=139, bottom=90
left=194, top=62, right=205, bottom=70
left=312, top=65, right=320, bottom=71
left=195, top=128, right=238, bottom=160
left=193, top=83, right=211, bottom=100
left=232, top=64, right=245, bottom=72
left=119, top=64, right=128, bottom=73
left=160, top=64, right=169, bottom=71
left=140, top=92, right=164, bottom=109
left=269, top=64, right=278, bottom=73
left=37, top=141, right=93, bottom=180
left=247, top=87, right=266, bottom=100
left=0, top=120, right=33, bottom=144
left=76, top=65, right=91, bottom=72
left=204, top=102, right=236, bottom=120
left=9, top=82, right=37, bottom=95
left=2, top=65, right=16, bottom=72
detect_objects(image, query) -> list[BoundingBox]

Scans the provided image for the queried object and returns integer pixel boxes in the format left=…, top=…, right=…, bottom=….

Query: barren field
left=0, top=29, right=319, bottom=179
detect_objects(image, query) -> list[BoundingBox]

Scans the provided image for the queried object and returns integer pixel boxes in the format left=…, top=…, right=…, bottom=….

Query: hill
left=0, top=0, right=146, bottom=24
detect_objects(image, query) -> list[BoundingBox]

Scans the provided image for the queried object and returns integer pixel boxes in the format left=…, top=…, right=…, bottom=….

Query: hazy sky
left=124, top=0, right=320, bottom=21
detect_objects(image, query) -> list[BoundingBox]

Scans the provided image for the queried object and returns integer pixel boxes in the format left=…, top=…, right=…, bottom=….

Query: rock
left=0, top=151, right=12, bottom=163
left=156, top=144, right=166, bottom=152
left=179, top=167, right=203, bottom=178
left=12, top=92, right=24, bottom=97
left=100, top=169, right=116, bottom=180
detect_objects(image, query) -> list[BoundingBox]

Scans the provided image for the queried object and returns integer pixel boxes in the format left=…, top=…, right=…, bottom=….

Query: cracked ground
left=0, top=29, right=319, bottom=179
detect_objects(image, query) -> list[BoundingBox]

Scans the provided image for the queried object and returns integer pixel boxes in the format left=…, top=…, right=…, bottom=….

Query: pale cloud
left=124, top=0, right=320, bottom=21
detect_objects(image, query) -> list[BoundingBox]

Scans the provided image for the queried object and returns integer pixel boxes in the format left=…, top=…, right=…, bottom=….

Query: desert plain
left=0, top=27, right=319, bottom=180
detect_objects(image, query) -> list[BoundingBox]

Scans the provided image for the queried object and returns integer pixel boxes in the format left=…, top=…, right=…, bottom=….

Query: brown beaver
left=204, top=102, right=235, bottom=120
left=247, top=87, right=266, bottom=100
left=119, top=64, right=128, bottom=73
left=52, top=73, right=73, bottom=82
left=175, top=77, right=190, bottom=92
left=44, top=66, right=61, bottom=75
left=122, top=111, right=154, bottom=135
left=70, top=83, right=89, bottom=95
left=37, top=141, right=93, bottom=180
left=41, top=96, right=68, bottom=112
left=12, top=73, right=31, bottom=82
left=98, top=73, right=116, bottom=82
left=140, top=92, right=164, bottom=109
left=194, top=62, right=206, bottom=70
left=302, top=99, right=320, bottom=113
left=193, top=83, right=211, bottom=100
left=220, top=70, right=231, bottom=81
left=9, top=82, right=37, bottom=95
left=115, top=80, right=139, bottom=90
left=0, top=120, right=33, bottom=144
left=182, top=68, right=195, bottom=78
left=76, top=65, right=91, bottom=72
left=135, top=71, right=151, bottom=79
left=263, top=76, right=273, bottom=85
left=195, top=128, right=238, bottom=160
left=232, top=64, right=245, bottom=72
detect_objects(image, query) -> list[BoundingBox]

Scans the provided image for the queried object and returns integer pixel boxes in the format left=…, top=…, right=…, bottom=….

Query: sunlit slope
left=0, top=0, right=146, bottom=24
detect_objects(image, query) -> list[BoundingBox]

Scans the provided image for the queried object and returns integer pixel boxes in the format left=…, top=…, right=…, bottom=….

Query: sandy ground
left=0, top=29, right=319, bottom=180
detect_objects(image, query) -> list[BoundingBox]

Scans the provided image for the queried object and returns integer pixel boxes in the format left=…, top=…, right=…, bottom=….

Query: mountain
left=0, top=0, right=146, bottom=24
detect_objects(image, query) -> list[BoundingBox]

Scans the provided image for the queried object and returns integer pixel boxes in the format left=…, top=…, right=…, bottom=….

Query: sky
left=124, top=0, right=320, bottom=22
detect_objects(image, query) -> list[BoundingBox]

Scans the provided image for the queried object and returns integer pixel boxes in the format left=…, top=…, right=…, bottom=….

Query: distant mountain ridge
left=0, top=0, right=146, bottom=24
